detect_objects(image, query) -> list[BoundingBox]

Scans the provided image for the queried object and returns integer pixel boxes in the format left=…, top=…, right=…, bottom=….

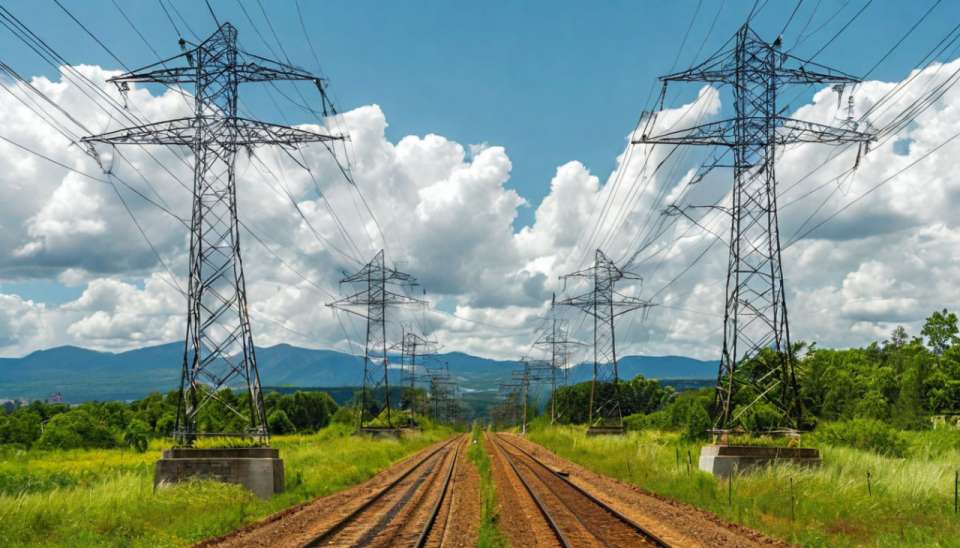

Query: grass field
left=527, top=425, right=960, bottom=547
left=0, top=424, right=452, bottom=547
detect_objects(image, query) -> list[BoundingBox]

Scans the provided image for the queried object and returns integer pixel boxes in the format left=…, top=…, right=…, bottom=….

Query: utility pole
left=559, top=250, right=653, bottom=432
left=635, top=24, right=874, bottom=430
left=328, top=250, right=424, bottom=430
left=534, top=294, right=584, bottom=423
left=83, top=23, right=342, bottom=446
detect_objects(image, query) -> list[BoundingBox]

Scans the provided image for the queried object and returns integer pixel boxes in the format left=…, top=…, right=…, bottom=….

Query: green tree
left=123, top=419, right=150, bottom=452
left=0, top=409, right=42, bottom=446
left=36, top=410, right=116, bottom=450
left=922, top=309, right=959, bottom=355
left=889, top=325, right=908, bottom=348
left=267, top=409, right=296, bottom=434
left=682, top=402, right=711, bottom=441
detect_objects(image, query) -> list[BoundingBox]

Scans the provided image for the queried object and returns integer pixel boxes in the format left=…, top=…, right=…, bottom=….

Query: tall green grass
left=527, top=425, right=960, bottom=547
left=469, top=425, right=507, bottom=548
left=0, top=424, right=451, bottom=547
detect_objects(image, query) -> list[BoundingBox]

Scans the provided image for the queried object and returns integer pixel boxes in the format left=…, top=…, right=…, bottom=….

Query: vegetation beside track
left=527, top=423, right=960, bottom=547
left=469, top=424, right=507, bottom=548
left=0, top=424, right=452, bottom=546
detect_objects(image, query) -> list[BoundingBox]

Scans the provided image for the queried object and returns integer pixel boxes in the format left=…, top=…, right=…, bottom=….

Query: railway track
left=303, top=434, right=466, bottom=547
left=488, top=433, right=670, bottom=548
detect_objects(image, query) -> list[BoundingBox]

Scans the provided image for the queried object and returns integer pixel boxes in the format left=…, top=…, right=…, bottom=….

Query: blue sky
left=2, top=0, right=949, bottom=232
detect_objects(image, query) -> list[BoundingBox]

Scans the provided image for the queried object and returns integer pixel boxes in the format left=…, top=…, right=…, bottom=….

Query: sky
left=1, top=0, right=959, bottom=363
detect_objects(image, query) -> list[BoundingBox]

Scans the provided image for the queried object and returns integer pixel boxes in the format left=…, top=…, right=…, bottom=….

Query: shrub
left=267, top=409, right=296, bottom=435
left=681, top=403, right=711, bottom=441
left=736, top=402, right=783, bottom=433
left=35, top=410, right=116, bottom=450
left=815, top=418, right=909, bottom=457
left=155, top=413, right=176, bottom=436
left=122, top=419, right=150, bottom=453
left=332, top=406, right=357, bottom=426
left=623, top=410, right=669, bottom=431
left=0, top=410, right=42, bottom=446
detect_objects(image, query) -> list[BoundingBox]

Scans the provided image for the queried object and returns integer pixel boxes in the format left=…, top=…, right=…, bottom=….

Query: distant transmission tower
left=559, top=250, right=653, bottom=431
left=397, top=329, right=438, bottom=391
left=533, top=294, right=583, bottom=423
left=635, top=24, right=874, bottom=430
left=83, top=23, right=342, bottom=445
left=328, top=250, right=423, bottom=429
left=395, top=328, right=438, bottom=423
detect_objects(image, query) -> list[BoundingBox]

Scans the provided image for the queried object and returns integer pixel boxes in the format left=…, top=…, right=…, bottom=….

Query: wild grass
left=527, top=425, right=960, bottom=547
left=0, top=423, right=451, bottom=547
left=468, top=425, right=507, bottom=548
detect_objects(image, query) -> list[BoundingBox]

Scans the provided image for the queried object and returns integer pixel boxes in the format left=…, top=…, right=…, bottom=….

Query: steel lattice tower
left=394, top=328, right=437, bottom=423
left=559, top=250, right=653, bottom=428
left=397, top=330, right=438, bottom=391
left=635, top=24, right=873, bottom=430
left=82, top=23, right=342, bottom=445
left=533, top=294, right=583, bottom=423
left=327, top=250, right=423, bottom=429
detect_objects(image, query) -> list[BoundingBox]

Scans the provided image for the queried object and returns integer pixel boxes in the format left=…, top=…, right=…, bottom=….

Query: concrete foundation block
left=154, top=447, right=284, bottom=499
left=698, top=444, right=821, bottom=477
left=356, top=426, right=405, bottom=438
left=586, top=425, right=626, bottom=436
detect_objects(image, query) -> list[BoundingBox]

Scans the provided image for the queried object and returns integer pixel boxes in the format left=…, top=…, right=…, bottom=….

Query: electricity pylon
left=428, top=365, right=458, bottom=423
left=327, top=250, right=423, bottom=429
left=82, top=23, right=342, bottom=446
left=394, top=328, right=438, bottom=423
left=397, top=329, right=439, bottom=391
left=533, top=294, right=584, bottom=423
left=559, top=250, right=653, bottom=430
left=634, top=24, right=874, bottom=430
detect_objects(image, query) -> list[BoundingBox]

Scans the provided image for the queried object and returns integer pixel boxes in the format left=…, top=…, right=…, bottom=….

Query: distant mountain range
left=0, top=342, right=717, bottom=403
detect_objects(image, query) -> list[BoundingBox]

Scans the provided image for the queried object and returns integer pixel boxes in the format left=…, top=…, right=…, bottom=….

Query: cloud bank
left=2, top=60, right=960, bottom=363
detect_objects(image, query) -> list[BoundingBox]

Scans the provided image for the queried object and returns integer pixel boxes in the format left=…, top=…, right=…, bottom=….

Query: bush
left=331, top=406, right=357, bottom=426
left=0, top=410, right=42, bottom=446
left=681, top=404, right=711, bottom=441
left=815, top=418, right=909, bottom=457
left=155, top=413, right=176, bottom=437
left=736, top=402, right=783, bottom=433
left=624, top=410, right=669, bottom=431
left=267, top=409, right=296, bottom=435
left=122, top=419, right=150, bottom=453
left=35, top=410, right=116, bottom=450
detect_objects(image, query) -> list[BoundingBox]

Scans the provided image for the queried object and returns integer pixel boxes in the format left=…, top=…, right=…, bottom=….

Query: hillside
left=0, top=342, right=716, bottom=402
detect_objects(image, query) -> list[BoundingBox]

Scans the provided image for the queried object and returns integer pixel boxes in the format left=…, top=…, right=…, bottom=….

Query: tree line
left=0, top=388, right=341, bottom=452
left=542, top=309, right=960, bottom=439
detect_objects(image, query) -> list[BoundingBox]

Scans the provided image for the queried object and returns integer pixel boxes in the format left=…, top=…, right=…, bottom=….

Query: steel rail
left=413, top=436, right=464, bottom=547
left=494, top=434, right=671, bottom=548
left=488, top=433, right=572, bottom=547
left=302, top=434, right=462, bottom=547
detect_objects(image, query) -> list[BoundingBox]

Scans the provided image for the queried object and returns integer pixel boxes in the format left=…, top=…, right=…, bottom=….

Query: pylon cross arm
left=233, top=62, right=318, bottom=84
left=82, top=117, right=343, bottom=147
left=776, top=117, right=874, bottom=144
left=634, top=116, right=873, bottom=147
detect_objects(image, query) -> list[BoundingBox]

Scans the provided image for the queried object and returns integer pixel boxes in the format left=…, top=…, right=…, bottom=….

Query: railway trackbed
left=201, top=434, right=477, bottom=548
left=487, top=433, right=789, bottom=548
left=488, top=432, right=669, bottom=547
left=303, top=434, right=464, bottom=547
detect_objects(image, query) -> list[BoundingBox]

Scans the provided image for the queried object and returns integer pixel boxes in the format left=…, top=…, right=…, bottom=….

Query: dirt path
left=492, top=433, right=789, bottom=548
left=197, top=434, right=479, bottom=548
